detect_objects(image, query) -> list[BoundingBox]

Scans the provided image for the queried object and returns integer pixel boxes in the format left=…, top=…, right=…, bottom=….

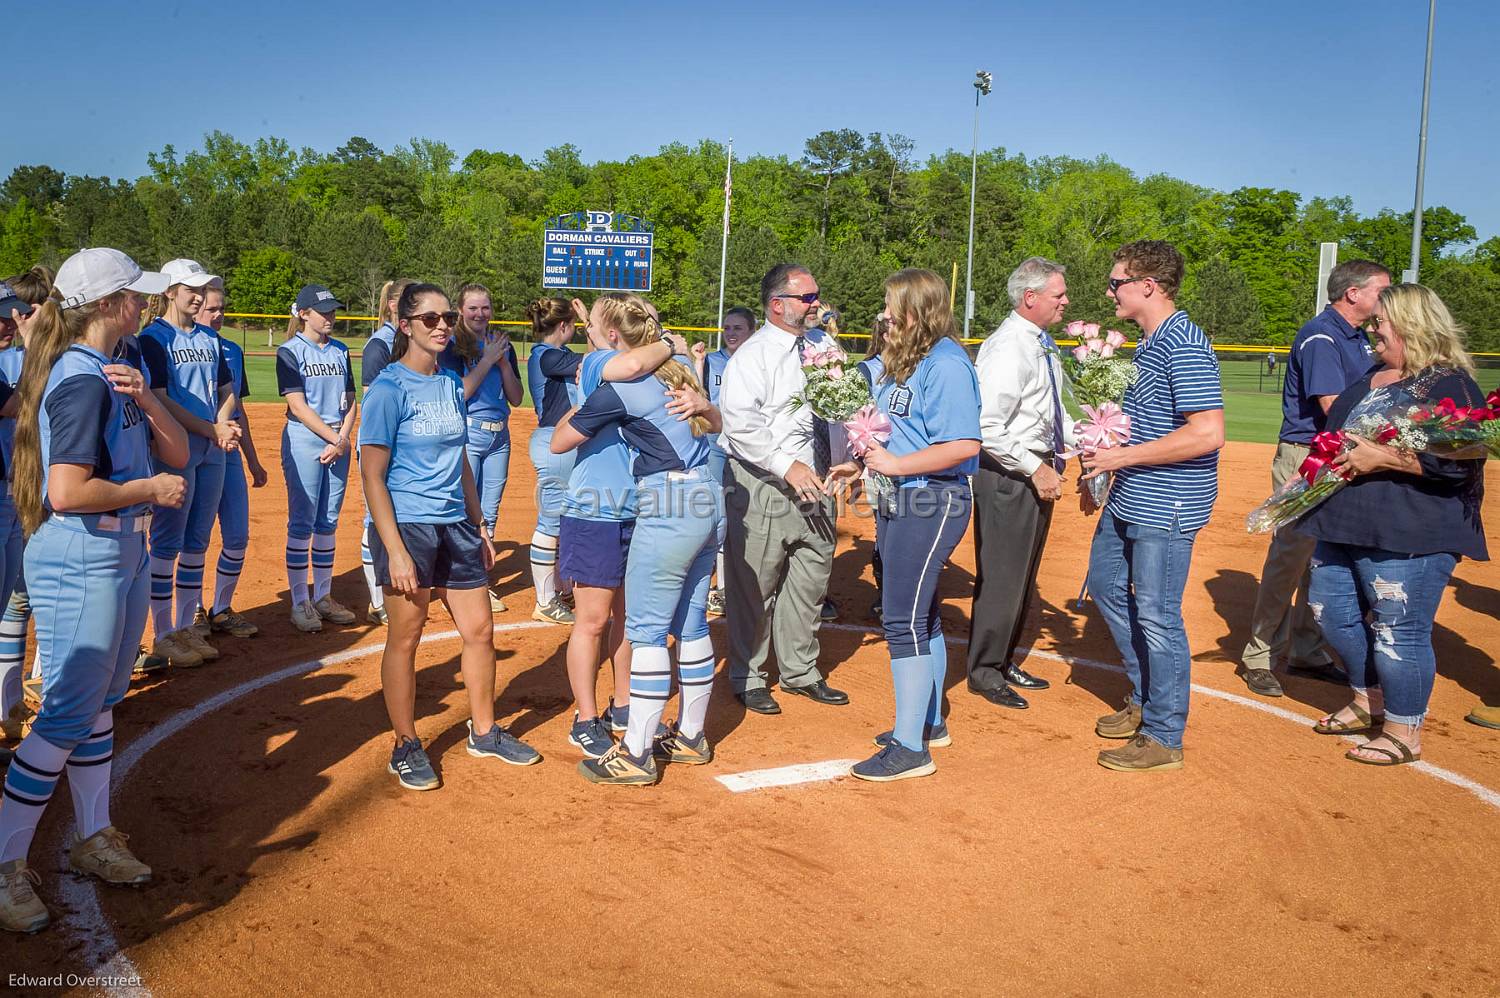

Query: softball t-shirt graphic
left=359, top=362, right=470, bottom=523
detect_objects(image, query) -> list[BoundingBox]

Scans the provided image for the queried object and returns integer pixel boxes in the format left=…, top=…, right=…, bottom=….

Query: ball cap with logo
left=0, top=281, right=32, bottom=319
left=160, top=257, right=224, bottom=290
left=294, top=285, right=344, bottom=314
left=54, top=248, right=170, bottom=311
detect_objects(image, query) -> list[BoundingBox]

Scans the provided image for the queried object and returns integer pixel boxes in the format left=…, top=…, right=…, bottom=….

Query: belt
left=469, top=417, right=506, bottom=432
left=665, top=466, right=711, bottom=483
left=287, top=416, right=342, bottom=431
left=52, top=511, right=152, bottom=533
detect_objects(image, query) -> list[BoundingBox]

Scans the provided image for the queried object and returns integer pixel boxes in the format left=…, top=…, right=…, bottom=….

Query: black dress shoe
left=970, top=683, right=1029, bottom=710
left=780, top=679, right=849, bottom=705
left=1287, top=660, right=1350, bottom=685
left=737, top=688, right=782, bottom=715
left=1241, top=668, right=1285, bottom=698
left=1002, top=664, right=1050, bottom=690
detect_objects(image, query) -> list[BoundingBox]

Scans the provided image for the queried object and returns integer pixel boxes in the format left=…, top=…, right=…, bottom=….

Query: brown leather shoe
left=1098, top=734, right=1184, bottom=773
left=1095, top=702, right=1143, bottom=739
left=1467, top=705, right=1500, bottom=730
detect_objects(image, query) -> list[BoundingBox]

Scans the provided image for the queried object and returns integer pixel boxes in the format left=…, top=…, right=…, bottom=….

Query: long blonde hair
left=1380, top=283, right=1473, bottom=376
left=597, top=293, right=712, bottom=436
left=881, top=268, right=958, bottom=385
left=378, top=278, right=412, bottom=326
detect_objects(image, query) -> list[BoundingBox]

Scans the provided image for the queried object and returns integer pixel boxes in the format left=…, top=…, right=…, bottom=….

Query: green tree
left=0, top=198, right=53, bottom=275
left=228, top=245, right=299, bottom=317
left=1182, top=257, right=1267, bottom=344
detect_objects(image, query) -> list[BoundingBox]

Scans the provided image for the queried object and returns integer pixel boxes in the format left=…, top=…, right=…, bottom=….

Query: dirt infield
left=3, top=405, right=1498, bottom=996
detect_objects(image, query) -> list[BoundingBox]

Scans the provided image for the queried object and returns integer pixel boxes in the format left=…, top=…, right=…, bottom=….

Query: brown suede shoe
left=1095, top=702, right=1143, bottom=739
left=1098, top=734, right=1184, bottom=773
left=1466, top=705, right=1500, bottom=730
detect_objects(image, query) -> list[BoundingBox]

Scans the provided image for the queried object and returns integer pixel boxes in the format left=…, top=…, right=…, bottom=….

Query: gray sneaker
left=603, top=698, right=629, bottom=733
left=568, top=714, right=614, bottom=759
left=467, top=720, right=542, bottom=766
left=388, top=737, right=439, bottom=791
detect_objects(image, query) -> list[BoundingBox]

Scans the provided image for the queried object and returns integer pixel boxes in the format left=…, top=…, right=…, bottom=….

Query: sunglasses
left=1107, top=276, right=1153, bottom=293
left=406, top=311, right=459, bottom=329
left=774, top=292, right=821, bottom=305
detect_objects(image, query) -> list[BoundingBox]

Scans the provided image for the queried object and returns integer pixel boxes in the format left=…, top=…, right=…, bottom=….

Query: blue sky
left=10, top=0, right=1498, bottom=243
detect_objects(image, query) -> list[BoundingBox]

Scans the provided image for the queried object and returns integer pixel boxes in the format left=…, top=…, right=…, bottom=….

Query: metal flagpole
left=963, top=71, right=992, bottom=339
left=1406, top=0, right=1436, bottom=284
left=716, top=139, right=734, bottom=351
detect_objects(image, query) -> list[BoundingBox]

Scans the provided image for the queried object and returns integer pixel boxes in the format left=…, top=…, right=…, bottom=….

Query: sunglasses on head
left=406, top=311, right=459, bottom=329
left=774, top=292, right=821, bottom=304
left=1107, top=276, right=1151, bottom=293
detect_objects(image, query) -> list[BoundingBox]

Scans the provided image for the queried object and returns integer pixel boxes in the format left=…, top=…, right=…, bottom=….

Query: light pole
left=963, top=70, right=993, bottom=339
left=1406, top=0, right=1436, bottom=284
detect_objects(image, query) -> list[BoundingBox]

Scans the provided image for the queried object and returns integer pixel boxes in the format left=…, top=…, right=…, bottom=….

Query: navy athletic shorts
left=370, top=520, right=488, bottom=591
left=558, top=515, right=635, bottom=589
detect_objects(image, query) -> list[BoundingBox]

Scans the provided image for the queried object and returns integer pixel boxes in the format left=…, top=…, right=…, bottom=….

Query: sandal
left=1314, top=702, right=1384, bottom=735
left=1345, top=733, right=1421, bottom=767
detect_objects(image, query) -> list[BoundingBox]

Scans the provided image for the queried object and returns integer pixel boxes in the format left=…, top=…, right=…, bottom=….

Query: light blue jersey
left=360, top=362, right=470, bottom=523
left=874, top=337, right=981, bottom=488
left=528, top=342, right=583, bottom=428
left=702, top=348, right=731, bottom=406
left=218, top=335, right=249, bottom=419
left=139, top=317, right=232, bottom=425
left=277, top=333, right=354, bottom=427
left=40, top=345, right=153, bottom=517
left=562, top=350, right=636, bottom=521
left=463, top=342, right=522, bottom=423
left=0, top=345, right=23, bottom=477
left=362, top=322, right=397, bottom=390
left=570, top=372, right=712, bottom=476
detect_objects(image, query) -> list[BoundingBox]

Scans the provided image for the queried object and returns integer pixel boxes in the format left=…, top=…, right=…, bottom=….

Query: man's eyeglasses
left=1366, top=314, right=1385, bottom=332
left=406, top=311, right=459, bottom=329
left=1107, top=276, right=1151, bottom=293
left=774, top=292, right=821, bottom=305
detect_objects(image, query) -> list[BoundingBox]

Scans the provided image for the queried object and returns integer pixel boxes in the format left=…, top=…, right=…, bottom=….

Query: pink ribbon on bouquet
left=1070, top=402, right=1131, bottom=454
left=844, top=404, right=892, bottom=457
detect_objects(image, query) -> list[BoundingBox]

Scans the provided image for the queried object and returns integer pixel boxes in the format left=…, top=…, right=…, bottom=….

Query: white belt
left=53, top=512, right=152, bottom=533
left=665, top=467, right=711, bottom=483
left=469, top=417, right=506, bottom=432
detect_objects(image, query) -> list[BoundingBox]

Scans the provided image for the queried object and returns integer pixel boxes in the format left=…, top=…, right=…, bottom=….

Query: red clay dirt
left=3, top=405, right=1498, bottom=996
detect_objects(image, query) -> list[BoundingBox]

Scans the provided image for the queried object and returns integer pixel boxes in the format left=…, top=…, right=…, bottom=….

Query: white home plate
left=715, top=758, right=861, bottom=792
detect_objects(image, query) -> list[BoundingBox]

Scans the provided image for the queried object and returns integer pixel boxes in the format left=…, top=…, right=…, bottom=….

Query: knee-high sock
left=149, top=555, right=176, bottom=637
left=926, top=631, right=947, bottom=727
left=676, top=635, right=716, bottom=739
left=0, top=591, right=28, bottom=718
left=286, top=536, right=311, bottom=606
left=624, top=645, right=671, bottom=757
left=529, top=530, right=558, bottom=605
left=67, top=710, right=114, bottom=840
left=174, top=551, right=206, bottom=631
left=311, top=532, right=337, bottom=602
left=0, top=733, right=71, bottom=863
left=891, top=654, right=930, bottom=752
left=361, top=522, right=384, bottom=611
left=212, top=547, right=245, bottom=615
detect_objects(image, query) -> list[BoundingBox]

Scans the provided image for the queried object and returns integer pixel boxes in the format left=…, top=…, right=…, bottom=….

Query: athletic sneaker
left=849, top=742, right=937, bottom=783
left=568, top=713, right=614, bottom=759
left=210, top=607, right=259, bottom=638
left=388, top=736, right=439, bottom=791
left=191, top=606, right=212, bottom=638
left=556, top=591, right=575, bottom=611
left=653, top=726, right=713, bottom=765
left=313, top=595, right=357, bottom=625
left=290, top=600, right=324, bottom=633
left=131, top=648, right=169, bottom=678
left=366, top=603, right=388, bottom=626
left=178, top=627, right=219, bottom=662
left=706, top=587, right=726, bottom=617
left=0, top=859, right=49, bottom=934
left=873, top=722, right=952, bottom=749
left=532, top=597, right=574, bottom=625
left=489, top=589, right=508, bottom=613
left=69, top=826, right=151, bottom=885
left=152, top=632, right=204, bottom=668
left=578, top=743, right=658, bottom=786
left=466, top=720, right=542, bottom=766
left=603, top=698, right=628, bottom=733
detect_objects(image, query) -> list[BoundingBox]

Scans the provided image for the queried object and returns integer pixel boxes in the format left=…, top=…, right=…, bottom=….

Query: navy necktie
left=1040, top=331, right=1066, bottom=472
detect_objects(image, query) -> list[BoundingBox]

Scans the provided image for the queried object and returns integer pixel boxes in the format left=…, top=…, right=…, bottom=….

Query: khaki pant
left=1241, top=441, right=1335, bottom=670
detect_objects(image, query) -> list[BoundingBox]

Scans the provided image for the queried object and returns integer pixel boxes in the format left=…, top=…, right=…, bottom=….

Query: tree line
left=2, top=130, right=1497, bottom=350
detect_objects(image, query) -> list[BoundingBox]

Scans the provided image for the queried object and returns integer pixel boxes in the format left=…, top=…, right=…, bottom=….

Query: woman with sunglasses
left=277, top=284, right=357, bottom=633
left=361, top=284, right=538, bottom=791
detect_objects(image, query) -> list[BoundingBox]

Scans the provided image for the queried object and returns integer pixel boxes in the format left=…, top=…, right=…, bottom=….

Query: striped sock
left=286, top=536, right=311, bottom=606
left=623, top=645, right=671, bottom=757
left=149, top=555, right=176, bottom=638
left=67, top=710, right=114, bottom=840
left=0, top=734, right=71, bottom=863
left=530, top=530, right=559, bottom=605
left=0, top=589, right=28, bottom=719
left=361, top=521, right=383, bottom=611
left=174, top=551, right=206, bottom=631
left=212, top=547, right=245, bottom=616
left=676, top=636, right=716, bottom=739
left=311, top=532, right=337, bottom=602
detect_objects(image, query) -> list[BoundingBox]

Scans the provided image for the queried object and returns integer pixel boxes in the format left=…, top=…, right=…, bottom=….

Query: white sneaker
left=313, top=594, right=356, bottom=624
left=291, top=600, right=324, bottom=633
left=489, top=588, right=507, bottom=613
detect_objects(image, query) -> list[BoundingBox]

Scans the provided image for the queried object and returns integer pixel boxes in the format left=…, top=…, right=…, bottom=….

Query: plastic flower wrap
left=1060, top=322, right=1139, bottom=504
left=784, top=339, right=894, bottom=501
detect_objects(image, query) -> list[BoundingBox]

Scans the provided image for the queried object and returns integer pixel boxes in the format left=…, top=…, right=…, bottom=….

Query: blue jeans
left=623, top=469, right=724, bottom=647
left=1308, top=541, right=1456, bottom=725
left=465, top=420, right=511, bottom=531
left=1086, top=507, right=1199, bottom=750
left=528, top=427, right=576, bottom=537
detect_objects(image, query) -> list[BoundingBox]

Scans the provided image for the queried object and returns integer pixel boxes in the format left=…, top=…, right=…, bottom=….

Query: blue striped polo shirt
left=1106, top=310, right=1223, bottom=531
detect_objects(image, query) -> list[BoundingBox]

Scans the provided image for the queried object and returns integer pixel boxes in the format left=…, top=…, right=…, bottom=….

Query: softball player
left=853, top=269, right=981, bottom=783
left=194, top=285, right=268, bottom=638
left=694, top=306, right=754, bottom=617
left=857, top=319, right=887, bottom=620
left=359, top=279, right=412, bottom=625
left=524, top=297, right=582, bottom=624
left=552, top=293, right=724, bottom=786
left=138, top=259, right=240, bottom=669
left=278, top=284, right=357, bottom=632
left=361, top=283, right=538, bottom=792
left=0, top=283, right=30, bottom=741
left=0, top=248, right=188, bottom=934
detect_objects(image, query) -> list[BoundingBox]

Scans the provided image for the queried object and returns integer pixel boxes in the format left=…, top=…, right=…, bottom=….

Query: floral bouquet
left=785, top=339, right=894, bottom=500
left=1246, top=392, right=1500, bottom=534
left=1060, top=322, right=1138, bottom=504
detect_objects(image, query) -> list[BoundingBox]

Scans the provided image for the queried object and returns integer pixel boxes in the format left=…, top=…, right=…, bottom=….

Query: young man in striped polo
left=1081, top=240, right=1225, bottom=772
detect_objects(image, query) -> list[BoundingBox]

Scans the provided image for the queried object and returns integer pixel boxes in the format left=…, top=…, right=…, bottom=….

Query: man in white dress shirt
left=967, top=257, right=1073, bottom=710
left=718, top=264, right=855, bottom=714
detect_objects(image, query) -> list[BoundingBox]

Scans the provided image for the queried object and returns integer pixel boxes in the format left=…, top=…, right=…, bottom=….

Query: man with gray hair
left=965, top=257, right=1073, bottom=709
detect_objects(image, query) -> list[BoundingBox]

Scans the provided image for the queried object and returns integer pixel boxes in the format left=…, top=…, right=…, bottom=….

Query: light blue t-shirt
left=40, top=344, right=153, bottom=517
left=360, top=361, right=470, bottom=523
left=277, top=333, right=355, bottom=427
left=874, top=337, right=981, bottom=488
left=562, top=350, right=637, bottom=521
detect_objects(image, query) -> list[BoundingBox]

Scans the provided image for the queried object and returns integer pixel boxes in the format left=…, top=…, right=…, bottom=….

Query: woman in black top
left=1299, top=284, right=1487, bottom=767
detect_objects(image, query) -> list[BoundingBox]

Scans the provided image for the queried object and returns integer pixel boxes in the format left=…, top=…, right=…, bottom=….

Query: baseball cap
left=55, top=248, right=169, bottom=311
left=0, top=282, right=32, bottom=320
left=160, top=258, right=223, bottom=290
left=294, top=284, right=343, bottom=314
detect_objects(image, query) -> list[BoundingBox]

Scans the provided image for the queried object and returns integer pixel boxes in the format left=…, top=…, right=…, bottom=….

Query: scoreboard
left=542, top=211, right=654, bottom=291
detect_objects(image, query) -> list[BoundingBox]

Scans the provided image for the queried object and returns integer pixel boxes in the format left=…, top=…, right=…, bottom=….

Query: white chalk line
left=63, top=617, right=1500, bottom=994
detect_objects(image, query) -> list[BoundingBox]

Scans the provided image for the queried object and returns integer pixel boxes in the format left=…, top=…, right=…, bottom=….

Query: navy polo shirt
left=1280, top=306, right=1376, bottom=444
